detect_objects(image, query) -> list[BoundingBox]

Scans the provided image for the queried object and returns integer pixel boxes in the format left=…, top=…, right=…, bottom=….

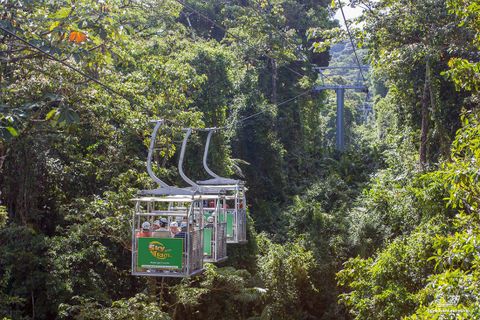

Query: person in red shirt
left=136, top=221, right=152, bottom=237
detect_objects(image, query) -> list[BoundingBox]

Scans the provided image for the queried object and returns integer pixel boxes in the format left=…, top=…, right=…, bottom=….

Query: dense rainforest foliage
left=1, top=0, right=480, bottom=319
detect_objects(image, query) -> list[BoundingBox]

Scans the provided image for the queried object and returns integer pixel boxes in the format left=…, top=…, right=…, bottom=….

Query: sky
left=334, top=4, right=364, bottom=28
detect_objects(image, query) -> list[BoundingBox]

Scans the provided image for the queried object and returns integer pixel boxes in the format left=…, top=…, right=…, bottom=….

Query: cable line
left=171, top=89, right=313, bottom=132
left=0, top=26, right=133, bottom=104
left=226, top=88, right=313, bottom=129
left=1, top=24, right=310, bottom=132
left=173, top=0, right=307, bottom=78
left=170, top=1, right=320, bottom=130
left=247, top=1, right=334, bottom=83
left=1, top=13, right=315, bottom=133
left=336, top=0, right=365, bottom=81
left=249, top=1, right=307, bottom=61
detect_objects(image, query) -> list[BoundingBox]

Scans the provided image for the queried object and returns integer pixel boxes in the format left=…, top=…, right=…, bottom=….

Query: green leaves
left=256, top=233, right=319, bottom=319
left=46, top=105, right=80, bottom=126
left=45, top=109, right=57, bottom=121
left=312, top=40, right=331, bottom=53
left=57, top=107, right=80, bottom=125
left=50, top=7, right=73, bottom=20
left=308, top=27, right=346, bottom=53
left=0, top=19, right=13, bottom=30
left=173, top=264, right=263, bottom=319
left=338, top=111, right=480, bottom=319
left=0, top=111, right=20, bottom=139
left=445, top=58, right=480, bottom=92
left=5, top=127, right=18, bottom=137
left=0, top=206, right=7, bottom=229
left=338, top=222, right=444, bottom=320
left=58, top=294, right=171, bottom=320
left=49, top=20, right=61, bottom=31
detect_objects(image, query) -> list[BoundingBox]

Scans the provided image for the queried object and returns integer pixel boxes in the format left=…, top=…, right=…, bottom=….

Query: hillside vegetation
left=1, top=0, right=479, bottom=319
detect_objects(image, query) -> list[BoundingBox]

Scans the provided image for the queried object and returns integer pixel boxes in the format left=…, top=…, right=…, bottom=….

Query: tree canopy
left=1, top=0, right=480, bottom=319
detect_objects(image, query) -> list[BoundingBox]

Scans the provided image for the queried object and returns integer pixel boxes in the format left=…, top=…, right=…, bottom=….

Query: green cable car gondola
left=197, top=129, right=247, bottom=244
left=131, top=121, right=205, bottom=277
left=177, top=127, right=228, bottom=263
left=131, top=194, right=204, bottom=277
left=131, top=121, right=227, bottom=277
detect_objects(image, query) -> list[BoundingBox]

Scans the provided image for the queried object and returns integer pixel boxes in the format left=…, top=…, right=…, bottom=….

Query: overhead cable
left=336, top=0, right=366, bottom=81
left=227, top=88, right=313, bottom=128
left=0, top=26, right=132, bottom=103
left=172, top=0, right=307, bottom=78
left=247, top=1, right=335, bottom=82
left=1, top=11, right=315, bottom=132
left=0, top=25, right=312, bottom=132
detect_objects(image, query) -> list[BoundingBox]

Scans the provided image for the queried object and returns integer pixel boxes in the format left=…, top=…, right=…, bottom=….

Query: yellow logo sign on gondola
left=148, top=241, right=172, bottom=260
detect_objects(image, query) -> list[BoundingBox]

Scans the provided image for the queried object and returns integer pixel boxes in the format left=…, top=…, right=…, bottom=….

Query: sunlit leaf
left=51, top=7, right=72, bottom=19
left=6, top=126, right=18, bottom=137
left=46, top=108, right=58, bottom=120
left=49, top=20, right=61, bottom=31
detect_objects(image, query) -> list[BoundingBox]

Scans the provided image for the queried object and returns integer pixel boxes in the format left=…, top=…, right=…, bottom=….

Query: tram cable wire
left=246, top=1, right=335, bottom=82
left=336, top=0, right=365, bottom=81
left=1, top=13, right=315, bottom=133
left=167, top=88, right=313, bottom=132
left=170, top=0, right=324, bottom=130
left=0, top=25, right=313, bottom=132
left=248, top=2, right=309, bottom=63
left=0, top=26, right=133, bottom=104
left=229, top=88, right=313, bottom=128
left=173, top=0, right=308, bottom=79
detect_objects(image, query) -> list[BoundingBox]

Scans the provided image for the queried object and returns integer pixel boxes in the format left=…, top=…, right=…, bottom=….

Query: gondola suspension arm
left=146, top=120, right=169, bottom=188
left=203, top=129, right=222, bottom=180
left=178, top=128, right=200, bottom=190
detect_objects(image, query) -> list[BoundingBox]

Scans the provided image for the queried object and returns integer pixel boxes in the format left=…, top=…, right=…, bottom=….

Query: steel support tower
left=313, top=66, right=369, bottom=151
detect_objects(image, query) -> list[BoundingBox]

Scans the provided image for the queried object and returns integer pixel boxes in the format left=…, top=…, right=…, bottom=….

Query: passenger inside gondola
left=175, top=223, right=188, bottom=239
left=132, top=122, right=209, bottom=277
left=159, top=218, right=168, bottom=231
left=137, top=221, right=151, bottom=237
left=205, top=216, right=214, bottom=228
left=174, top=222, right=188, bottom=251
left=152, top=218, right=169, bottom=237
left=170, top=221, right=180, bottom=237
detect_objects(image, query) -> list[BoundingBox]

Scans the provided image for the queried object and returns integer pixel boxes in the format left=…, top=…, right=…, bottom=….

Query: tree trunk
left=420, top=60, right=430, bottom=169
left=148, top=277, right=157, bottom=302
left=427, top=65, right=451, bottom=160
left=271, top=58, right=277, bottom=105
left=0, top=142, right=7, bottom=174
left=31, top=290, right=35, bottom=319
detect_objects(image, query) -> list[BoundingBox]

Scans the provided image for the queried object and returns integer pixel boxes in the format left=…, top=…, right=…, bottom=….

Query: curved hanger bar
left=146, top=120, right=169, bottom=188
left=203, top=130, right=222, bottom=180
left=198, top=129, right=243, bottom=186
left=178, top=128, right=199, bottom=189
